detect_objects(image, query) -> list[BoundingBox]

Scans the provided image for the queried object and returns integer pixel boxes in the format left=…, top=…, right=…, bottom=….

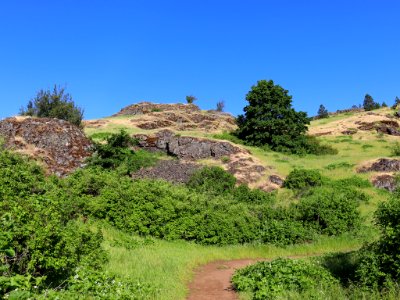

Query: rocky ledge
left=0, top=117, right=93, bottom=176
left=133, top=130, right=282, bottom=191
left=134, top=129, right=245, bottom=159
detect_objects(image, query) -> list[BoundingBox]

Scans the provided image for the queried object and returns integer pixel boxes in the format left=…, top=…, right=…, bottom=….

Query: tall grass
left=101, top=224, right=368, bottom=300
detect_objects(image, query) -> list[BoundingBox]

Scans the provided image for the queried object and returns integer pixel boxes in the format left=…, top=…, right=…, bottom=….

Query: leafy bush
left=283, top=168, right=324, bottom=190
left=297, top=186, right=363, bottom=235
left=86, top=130, right=158, bottom=175
left=391, top=142, right=400, bottom=156
left=185, top=95, right=197, bottom=104
left=232, top=258, right=339, bottom=299
left=294, top=135, right=338, bottom=156
left=20, top=85, right=84, bottom=127
left=355, top=196, right=400, bottom=287
left=187, top=166, right=236, bottom=195
left=0, top=150, right=105, bottom=297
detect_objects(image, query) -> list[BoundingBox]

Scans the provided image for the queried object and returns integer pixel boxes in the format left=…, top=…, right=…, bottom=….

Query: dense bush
left=20, top=85, right=84, bottom=127
left=232, top=258, right=340, bottom=299
left=0, top=150, right=105, bottom=297
left=187, top=166, right=236, bottom=195
left=296, top=186, right=363, bottom=235
left=87, top=130, right=158, bottom=175
left=355, top=196, right=400, bottom=287
left=283, top=168, right=324, bottom=190
left=59, top=166, right=364, bottom=246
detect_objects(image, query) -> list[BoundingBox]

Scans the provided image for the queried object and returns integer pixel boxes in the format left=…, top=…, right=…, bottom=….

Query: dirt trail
left=186, top=254, right=330, bottom=300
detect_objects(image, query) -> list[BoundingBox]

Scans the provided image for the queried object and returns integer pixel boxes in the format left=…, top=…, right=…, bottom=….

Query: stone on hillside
left=358, top=158, right=400, bottom=173
left=134, top=130, right=245, bottom=160
left=0, top=117, right=93, bottom=176
left=113, top=102, right=200, bottom=116
left=372, top=174, right=397, bottom=192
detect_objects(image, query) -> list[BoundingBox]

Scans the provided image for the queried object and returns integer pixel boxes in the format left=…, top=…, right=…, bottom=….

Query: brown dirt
left=187, top=259, right=261, bottom=300
left=187, top=254, right=323, bottom=300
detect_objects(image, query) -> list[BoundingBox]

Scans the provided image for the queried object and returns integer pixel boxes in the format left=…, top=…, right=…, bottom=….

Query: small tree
left=391, top=96, right=400, bottom=109
left=382, top=101, right=388, bottom=108
left=317, top=104, right=329, bottom=119
left=20, top=85, right=83, bottom=127
left=363, top=94, right=377, bottom=111
left=236, top=80, right=309, bottom=151
left=216, top=100, right=225, bottom=112
left=185, top=95, right=197, bottom=104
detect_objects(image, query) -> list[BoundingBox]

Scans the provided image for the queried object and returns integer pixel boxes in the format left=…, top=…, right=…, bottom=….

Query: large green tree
left=20, top=85, right=84, bottom=127
left=236, top=80, right=310, bottom=151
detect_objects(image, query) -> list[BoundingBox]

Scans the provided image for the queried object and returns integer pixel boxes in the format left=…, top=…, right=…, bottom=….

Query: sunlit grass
left=100, top=224, right=370, bottom=300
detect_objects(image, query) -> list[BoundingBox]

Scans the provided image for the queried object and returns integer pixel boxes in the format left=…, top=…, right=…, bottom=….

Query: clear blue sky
left=1, top=0, right=399, bottom=119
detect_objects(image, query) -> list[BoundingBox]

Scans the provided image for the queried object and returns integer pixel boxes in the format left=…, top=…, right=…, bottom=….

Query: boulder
left=134, top=130, right=245, bottom=160
left=358, top=158, right=400, bottom=173
left=0, top=117, right=93, bottom=176
left=372, top=174, right=397, bottom=192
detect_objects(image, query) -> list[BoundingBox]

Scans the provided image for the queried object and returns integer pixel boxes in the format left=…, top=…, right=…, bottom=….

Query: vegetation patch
left=232, top=258, right=340, bottom=299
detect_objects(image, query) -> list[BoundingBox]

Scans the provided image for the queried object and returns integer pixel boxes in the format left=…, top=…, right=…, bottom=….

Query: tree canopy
left=20, top=85, right=84, bottom=127
left=363, top=94, right=380, bottom=111
left=236, top=80, right=310, bottom=151
left=317, top=104, right=329, bottom=119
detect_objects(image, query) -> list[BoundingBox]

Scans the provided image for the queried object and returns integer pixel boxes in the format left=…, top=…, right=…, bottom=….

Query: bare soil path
left=187, top=259, right=261, bottom=300
left=186, top=254, right=329, bottom=300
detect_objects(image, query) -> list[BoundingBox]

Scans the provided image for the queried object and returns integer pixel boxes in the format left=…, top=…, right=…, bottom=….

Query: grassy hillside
left=2, top=105, right=400, bottom=299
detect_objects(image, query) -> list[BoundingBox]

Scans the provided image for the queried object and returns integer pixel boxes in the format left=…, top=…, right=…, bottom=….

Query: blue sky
left=0, top=0, right=399, bottom=119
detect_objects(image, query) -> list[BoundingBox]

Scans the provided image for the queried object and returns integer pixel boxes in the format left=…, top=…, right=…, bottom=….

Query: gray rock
left=134, top=130, right=245, bottom=160
left=372, top=174, right=397, bottom=192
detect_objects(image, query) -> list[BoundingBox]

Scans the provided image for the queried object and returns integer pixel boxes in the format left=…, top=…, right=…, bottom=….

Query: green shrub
left=391, top=142, right=400, bottom=156
left=296, top=186, right=362, bottom=235
left=0, top=150, right=105, bottom=296
left=283, top=169, right=324, bottom=190
left=334, top=176, right=372, bottom=189
left=232, top=258, right=340, bottom=299
left=87, top=130, right=158, bottom=175
left=356, top=196, right=400, bottom=287
left=20, top=85, right=84, bottom=127
left=233, top=184, right=275, bottom=205
left=187, top=166, right=236, bottom=195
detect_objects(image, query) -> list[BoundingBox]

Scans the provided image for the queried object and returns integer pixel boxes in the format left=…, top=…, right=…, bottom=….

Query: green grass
left=101, top=224, right=369, bottom=300
left=81, top=108, right=398, bottom=299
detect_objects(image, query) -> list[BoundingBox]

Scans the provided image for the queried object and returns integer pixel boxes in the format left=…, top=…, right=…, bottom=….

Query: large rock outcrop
left=113, top=102, right=201, bottom=116
left=358, top=158, right=400, bottom=173
left=134, top=129, right=244, bottom=159
left=0, top=117, right=93, bottom=176
left=372, top=174, right=397, bottom=192
left=357, top=120, right=400, bottom=136
left=100, top=102, right=237, bottom=133
left=133, top=130, right=281, bottom=190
